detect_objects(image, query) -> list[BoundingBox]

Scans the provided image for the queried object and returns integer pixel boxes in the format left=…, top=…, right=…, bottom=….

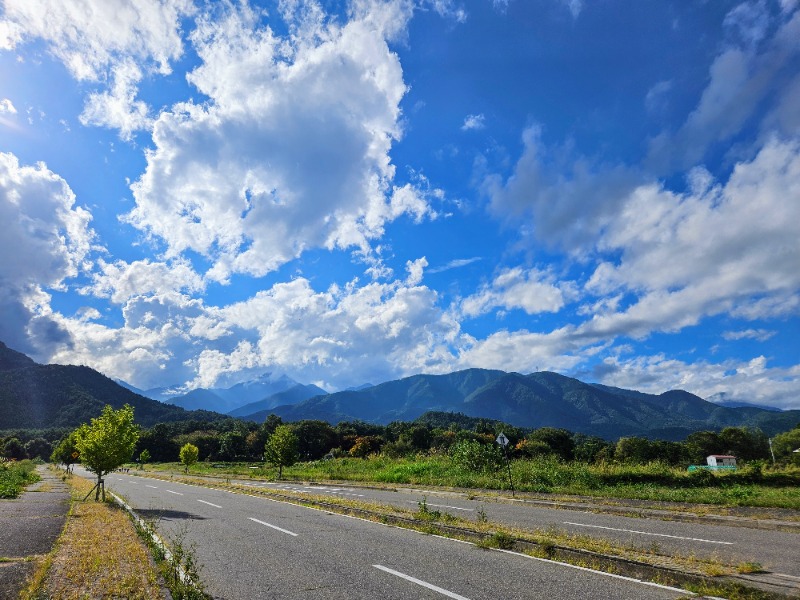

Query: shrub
left=449, top=439, right=504, bottom=473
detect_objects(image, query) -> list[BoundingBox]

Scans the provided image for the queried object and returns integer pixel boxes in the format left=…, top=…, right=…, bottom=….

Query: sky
left=1, top=0, right=799, bottom=409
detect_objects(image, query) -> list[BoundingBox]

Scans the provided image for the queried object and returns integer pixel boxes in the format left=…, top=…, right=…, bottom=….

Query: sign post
left=496, top=432, right=514, bottom=497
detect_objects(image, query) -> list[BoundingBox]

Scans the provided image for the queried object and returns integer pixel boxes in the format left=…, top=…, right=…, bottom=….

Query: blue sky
left=1, top=0, right=799, bottom=409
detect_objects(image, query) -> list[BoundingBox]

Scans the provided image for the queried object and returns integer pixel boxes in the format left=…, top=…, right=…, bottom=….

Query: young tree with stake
left=179, top=443, right=199, bottom=473
left=75, top=405, right=139, bottom=501
left=264, top=425, right=299, bottom=479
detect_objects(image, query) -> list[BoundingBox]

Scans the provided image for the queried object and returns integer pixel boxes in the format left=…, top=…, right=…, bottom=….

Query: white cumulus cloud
left=0, top=152, right=95, bottom=357
left=584, top=137, right=800, bottom=340
left=126, top=1, right=435, bottom=282
left=460, top=266, right=573, bottom=318
left=0, top=0, right=195, bottom=137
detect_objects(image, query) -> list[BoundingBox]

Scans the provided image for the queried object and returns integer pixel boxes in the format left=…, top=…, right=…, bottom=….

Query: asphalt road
left=77, top=468, right=694, bottom=599
left=244, top=479, right=800, bottom=577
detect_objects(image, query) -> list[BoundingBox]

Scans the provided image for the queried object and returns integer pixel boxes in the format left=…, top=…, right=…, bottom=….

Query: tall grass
left=279, top=454, right=800, bottom=509
left=144, top=454, right=800, bottom=509
left=0, top=459, right=40, bottom=498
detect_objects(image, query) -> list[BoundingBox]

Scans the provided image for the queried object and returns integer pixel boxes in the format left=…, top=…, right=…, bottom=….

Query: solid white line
left=166, top=490, right=183, bottom=495
left=109, top=493, right=191, bottom=587
left=249, top=517, right=298, bottom=537
left=493, top=549, right=693, bottom=594
left=197, top=499, right=222, bottom=508
left=373, top=565, right=471, bottom=600
left=563, top=522, right=733, bottom=545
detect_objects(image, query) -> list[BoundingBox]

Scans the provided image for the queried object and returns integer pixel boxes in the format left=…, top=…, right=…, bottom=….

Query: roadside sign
left=71, top=452, right=79, bottom=459
left=496, top=432, right=509, bottom=447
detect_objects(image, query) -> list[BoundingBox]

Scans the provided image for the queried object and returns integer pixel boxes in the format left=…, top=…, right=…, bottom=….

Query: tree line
left=4, top=410, right=799, bottom=467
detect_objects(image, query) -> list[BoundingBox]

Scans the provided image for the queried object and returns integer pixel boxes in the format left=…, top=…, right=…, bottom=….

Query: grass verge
left=20, top=470, right=165, bottom=600
left=145, top=456, right=800, bottom=511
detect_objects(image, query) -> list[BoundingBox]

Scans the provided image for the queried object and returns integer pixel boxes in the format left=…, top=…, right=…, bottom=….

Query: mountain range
left=259, top=369, right=800, bottom=440
left=119, top=372, right=327, bottom=415
left=0, top=341, right=223, bottom=429
left=1, top=340, right=798, bottom=440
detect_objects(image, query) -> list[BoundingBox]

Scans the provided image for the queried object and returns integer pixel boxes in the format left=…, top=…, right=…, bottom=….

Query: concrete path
left=0, top=466, right=70, bottom=599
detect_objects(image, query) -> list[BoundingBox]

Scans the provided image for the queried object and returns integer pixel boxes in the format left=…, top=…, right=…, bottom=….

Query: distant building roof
left=707, top=454, right=736, bottom=458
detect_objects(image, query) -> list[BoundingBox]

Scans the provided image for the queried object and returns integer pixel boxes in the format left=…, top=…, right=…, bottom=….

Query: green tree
left=348, top=435, right=383, bottom=458
left=75, top=405, right=139, bottom=501
left=573, top=434, right=614, bottom=463
left=24, top=438, right=52, bottom=460
left=179, top=443, right=199, bottom=473
left=264, top=425, right=299, bottom=478
left=2, top=437, right=25, bottom=460
left=615, top=437, right=656, bottom=464
left=293, top=420, right=338, bottom=460
left=684, top=430, right=721, bottom=463
left=449, top=439, right=503, bottom=473
left=719, top=427, right=769, bottom=462
left=529, top=427, right=575, bottom=461
left=262, top=414, right=283, bottom=437
left=771, top=425, right=800, bottom=465
left=218, top=430, right=246, bottom=461
left=514, top=438, right=552, bottom=458
left=51, top=431, right=80, bottom=472
left=136, top=424, right=180, bottom=462
left=138, top=449, right=151, bottom=468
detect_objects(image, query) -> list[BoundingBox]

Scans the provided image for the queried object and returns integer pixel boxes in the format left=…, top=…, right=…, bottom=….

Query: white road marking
left=249, top=517, right=298, bottom=537
left=197, top=499, right=222, bottom=508
left=166, top=490, right=183, bottom=496
left=373, top=565, right=471, bottom=600
left=494, top=549, right=694, bottom=594
left=146, top=485, right=158, bottom=489
left=563, top=522, right=733, bottom=545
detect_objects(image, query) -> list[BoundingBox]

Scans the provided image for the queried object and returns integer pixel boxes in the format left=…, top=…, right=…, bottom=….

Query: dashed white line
left=249, top=517, right=298, bottom=537
left=197, top=499, right=222, bottom=508
left=563, top=522, right=733, bottom=545
left=146, top=485, right=158, bottom=489
left=166, top=490, right=183, bottom=496
left=373, top=565, right=471, bottom=599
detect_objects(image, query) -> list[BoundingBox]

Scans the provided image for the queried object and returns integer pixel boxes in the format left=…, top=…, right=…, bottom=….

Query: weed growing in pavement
left=476, top=531, right=516, bottom=550
left=415, top=495, right=441, bottom=521
left=476, top=505, right=488, bottom=524
left=735, top=561, right=764, bottom=574
left=133, top=517, right=210, bottom=600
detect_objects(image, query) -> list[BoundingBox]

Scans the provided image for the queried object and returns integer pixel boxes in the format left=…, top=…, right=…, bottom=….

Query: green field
left=0, top=460, right=40, bottom=498
left=146, top=454, right=800, bottom=510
